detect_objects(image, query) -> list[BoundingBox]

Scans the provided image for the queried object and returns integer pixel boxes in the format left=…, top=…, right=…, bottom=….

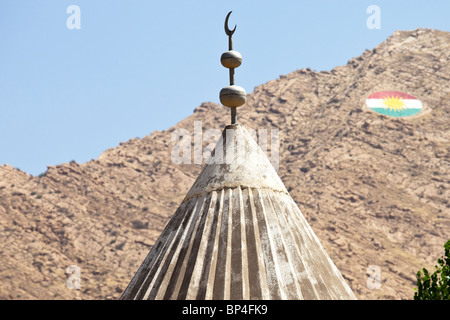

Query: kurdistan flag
left=366, top=91, right=423, bottom=117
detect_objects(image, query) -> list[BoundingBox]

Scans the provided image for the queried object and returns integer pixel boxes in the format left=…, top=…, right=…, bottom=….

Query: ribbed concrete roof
left=120, top=124, right=356, bottom=300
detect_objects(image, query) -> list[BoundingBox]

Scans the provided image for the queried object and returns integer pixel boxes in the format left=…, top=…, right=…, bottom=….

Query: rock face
left=0, top=28, right=449, bottom=300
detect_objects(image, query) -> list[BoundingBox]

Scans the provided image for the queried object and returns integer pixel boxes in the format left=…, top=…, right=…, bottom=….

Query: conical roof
left=120, top=124, right=356, bottom=300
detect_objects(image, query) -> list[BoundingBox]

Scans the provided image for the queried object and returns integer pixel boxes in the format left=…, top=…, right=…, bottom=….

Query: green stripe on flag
left=370, top=108, right=421, bottom=117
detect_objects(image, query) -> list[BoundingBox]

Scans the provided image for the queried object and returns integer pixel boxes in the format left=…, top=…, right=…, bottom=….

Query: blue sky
left=1, top=1, right=449, bottom=176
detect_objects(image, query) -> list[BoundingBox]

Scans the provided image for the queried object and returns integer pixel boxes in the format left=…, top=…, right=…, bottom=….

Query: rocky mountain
left=0, top=28, right=449, bottom=300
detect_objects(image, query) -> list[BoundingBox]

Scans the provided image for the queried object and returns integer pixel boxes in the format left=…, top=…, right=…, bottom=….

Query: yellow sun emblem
left=383, top=96, right=405, bottom=112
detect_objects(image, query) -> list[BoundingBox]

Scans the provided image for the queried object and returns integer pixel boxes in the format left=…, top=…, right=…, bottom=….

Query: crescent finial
left=225, top=11, right=236, bottom=36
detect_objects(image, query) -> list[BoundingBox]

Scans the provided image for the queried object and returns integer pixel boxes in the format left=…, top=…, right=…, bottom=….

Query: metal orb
left=220, top=50, right=242, bottom=69
left=220, top=85, right=247, bottom=107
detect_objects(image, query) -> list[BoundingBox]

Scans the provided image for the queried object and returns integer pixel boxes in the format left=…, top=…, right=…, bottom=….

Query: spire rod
left=219, top=11, right=246, bottom=125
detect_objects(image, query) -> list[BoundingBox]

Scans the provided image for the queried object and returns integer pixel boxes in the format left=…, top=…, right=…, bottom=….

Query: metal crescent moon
left=225, top=11, right=236, bottom=36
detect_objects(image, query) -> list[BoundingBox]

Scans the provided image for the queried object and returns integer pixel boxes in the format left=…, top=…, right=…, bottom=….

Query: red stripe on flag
left=367, top=91, right=417, bottom=100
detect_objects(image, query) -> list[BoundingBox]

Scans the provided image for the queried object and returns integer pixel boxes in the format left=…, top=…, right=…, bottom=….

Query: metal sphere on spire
left=219, top=11, right=247, bottom=124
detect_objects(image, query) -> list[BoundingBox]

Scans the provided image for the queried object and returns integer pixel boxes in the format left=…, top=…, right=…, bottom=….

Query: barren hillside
left=0, top=28, right=449, bottom=300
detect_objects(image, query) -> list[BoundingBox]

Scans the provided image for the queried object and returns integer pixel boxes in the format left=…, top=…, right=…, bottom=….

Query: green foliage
left=414, top=240, right=450, bottom=300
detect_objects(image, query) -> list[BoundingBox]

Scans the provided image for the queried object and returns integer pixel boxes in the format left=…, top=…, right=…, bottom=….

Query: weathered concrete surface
left=185, top=124, right=288, bottom=198
left=120, top=125, right=356, bottom=300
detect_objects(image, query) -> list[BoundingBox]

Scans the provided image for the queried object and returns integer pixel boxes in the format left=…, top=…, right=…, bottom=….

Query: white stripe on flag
left=366, top=99, right=423, bottom=109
